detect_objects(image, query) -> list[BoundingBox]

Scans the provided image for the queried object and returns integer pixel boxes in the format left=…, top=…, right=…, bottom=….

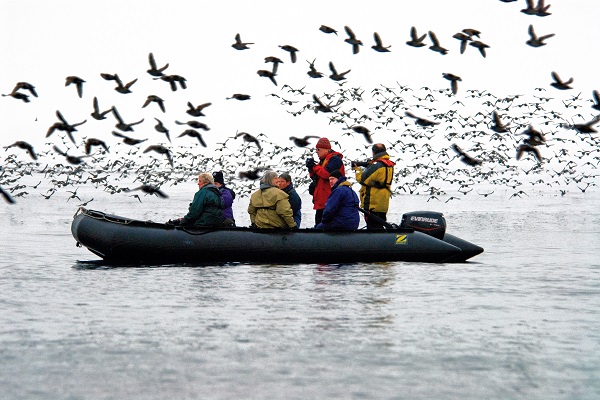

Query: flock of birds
left=1, top=0, right=599, bottom=207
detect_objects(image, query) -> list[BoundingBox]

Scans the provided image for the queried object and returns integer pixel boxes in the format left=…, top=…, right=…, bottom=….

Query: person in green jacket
left=179, top=172, right=224, bottom=227
left=352, top=143, right=396, bottom=229
left=248, top=170, right=297, bottom=229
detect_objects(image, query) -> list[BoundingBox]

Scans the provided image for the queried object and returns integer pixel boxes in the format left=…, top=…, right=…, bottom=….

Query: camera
left=351, top=160, right=369, bottom=168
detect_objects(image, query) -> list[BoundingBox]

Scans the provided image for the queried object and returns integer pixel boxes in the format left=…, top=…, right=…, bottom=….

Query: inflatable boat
left=71, top=208, right=483, bottom=264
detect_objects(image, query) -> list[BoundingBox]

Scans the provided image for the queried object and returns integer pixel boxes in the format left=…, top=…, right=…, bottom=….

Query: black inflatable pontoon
left=71, top=208, right=483, bottom=264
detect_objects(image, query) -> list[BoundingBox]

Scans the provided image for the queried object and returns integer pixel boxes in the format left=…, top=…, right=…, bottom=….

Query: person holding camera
left=305, top=137, right=345, bottom=226
left=352, top=143, right=396, bottom=229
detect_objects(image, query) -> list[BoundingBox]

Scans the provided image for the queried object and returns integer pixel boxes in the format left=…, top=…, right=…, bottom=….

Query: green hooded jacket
left=181, top=184, right=223, bottom=227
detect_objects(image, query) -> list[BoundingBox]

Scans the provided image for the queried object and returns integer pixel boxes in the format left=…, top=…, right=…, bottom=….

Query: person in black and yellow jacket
left=352, top=143, right=396, bottom=229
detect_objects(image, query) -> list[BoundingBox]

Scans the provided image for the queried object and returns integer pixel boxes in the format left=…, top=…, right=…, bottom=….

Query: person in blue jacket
left=277, top=171, right=302, bottom=228
left=316, top=170, right=360, bottom=230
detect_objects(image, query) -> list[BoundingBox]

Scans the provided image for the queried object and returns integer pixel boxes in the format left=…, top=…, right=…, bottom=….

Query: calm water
left=1, top=185, right=599, bottom=400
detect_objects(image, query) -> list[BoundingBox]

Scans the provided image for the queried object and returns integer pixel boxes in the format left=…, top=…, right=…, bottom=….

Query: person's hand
left=305, top=158, right=316, bottom=169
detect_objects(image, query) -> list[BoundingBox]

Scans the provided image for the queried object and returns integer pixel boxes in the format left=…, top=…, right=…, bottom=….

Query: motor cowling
left=400, top=211, right=446, bottom=239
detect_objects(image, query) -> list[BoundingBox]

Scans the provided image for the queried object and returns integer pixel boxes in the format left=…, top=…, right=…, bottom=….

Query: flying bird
left=65, top=76, right=85, bottom=98
left=232, top=33, right=253, bottom=50
left=526, top=24, right=554, bottom=47
left=4, top=141, right=37, bottom=160
left=2, top=89, right=30, bottom=103
left=112, top=131, right=147, bottom=146
left=175, top=120, right=210, bottom=131
left=452, top=32, right=472, bottom=54
left=46, top=110, right=86, bottom=144
left=53, top=145, right=90, bottom=165
left=319, top=25, right=337, bottom=35
left=516, top=144, right=542, bottom=163
left=238, top=168, right=266, bottom=180
left=0, top=185, right=16, bottom=204
left=328, top=61, right=350, bottom=81
left=428, top=31, right=448, bottom=55
left=289, top=135, right=320, bottom=147
left=452, top=144, right=482, bottom=166
left=154, top=118, right=171, bottom=142
left=349, top=126, right=373, bottom=143
left=344, top=26, right=363, bottom=54
left=91, top=97, right=112, bottom=120
left=592, top=90, right=600, bottom=111
left=442, top=73, right=462, bottom=95
left=469, top=40, right=490, bottom=58
left=144, top=145, right=173, bottom=167
left=406, top=26, right=427, bottom=48
left=226, top=93, right=251, bottom=100
left=405, top=111, right=439, bottom=127
left=160, top=74, right=187, bottom=91
left=124, top=185, right=169, bottom=198
left=235, top=131, right=262, bottom=150
left=257, top=69, right=278, bottom=86
left=142, top=95, right=166, bottom=113
left=490, top=111, right=511, bottom=133
left=550, top=71, right=573, bottom=90
left=13, top=82, right=37, bottom=97
left=178, top=129, right=206, bottom=147
left=306, top=59, right=324, bottom=78
left=84, top=138, right=109, bottom=154
left=279, top=45, right=299, bottom=63
left=371, top=32, right=391, bottom=52
left=186, top=102, right=211, bottom=117
left=112, top=106, right=144, bottom=131
left=147, top=52, right=169, bottom=77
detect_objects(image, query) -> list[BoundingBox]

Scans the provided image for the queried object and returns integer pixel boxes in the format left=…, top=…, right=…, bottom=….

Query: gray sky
left=1, top=0, right=598, bottom=150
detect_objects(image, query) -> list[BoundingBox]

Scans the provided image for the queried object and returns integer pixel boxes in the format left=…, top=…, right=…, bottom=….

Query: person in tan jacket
left=248, top=170, right=297, bottom=229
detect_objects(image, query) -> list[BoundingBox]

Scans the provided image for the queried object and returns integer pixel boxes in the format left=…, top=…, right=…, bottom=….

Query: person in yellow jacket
left=352, top=143, right=396, bottom=229
left=248, top=170, right=297, bottom=229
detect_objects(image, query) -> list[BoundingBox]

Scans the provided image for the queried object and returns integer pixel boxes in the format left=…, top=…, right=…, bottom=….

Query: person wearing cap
left=248, top=170, right=297, bottom=229
left=277, top=172, right=302, bottom=228
left=212, top=171, right=236, bottom=226
left=305, top=137, right=345, bottom=226
left=352, top=143, right=396, bottom=229
left=316, top=170, right=359, bottom=230
left=176, top=172, right=223, bottom=227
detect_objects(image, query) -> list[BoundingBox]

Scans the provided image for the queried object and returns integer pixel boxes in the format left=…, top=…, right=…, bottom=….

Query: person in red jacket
left=306, top=137, right=345, bottom=226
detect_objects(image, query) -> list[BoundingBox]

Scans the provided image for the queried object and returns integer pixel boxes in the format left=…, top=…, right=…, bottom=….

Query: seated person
left=277, top=172, right=301, bottom=228
left=178, top=172, right=223, bottom=227
left=316, top=170, right=359, bottom=230
left=248, top=170, right=297, bottom=229
left=213, top=171, right=236, bottom=226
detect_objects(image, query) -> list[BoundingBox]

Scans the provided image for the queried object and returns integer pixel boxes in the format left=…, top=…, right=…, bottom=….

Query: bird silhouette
left=13, top=82, right=37, bottom=97
left=2, top=89, right=30, bottom=103
left=306, top=59, right=324, bottom=78
left=238, top=168, right=266, bottom=180
left=112, top=131, right=147, bottom=146
left=257, top=69, right=278, bottom=86
left=319, top=25, right=337, bottom=35
left=235, top=131, right=262, bottom=150
left=178, top=129, right=206, bottom=147
left=53, top=145, right=90, bottom=165
left=526, top=24, right=554, bottom=47
left=312, top=94, right=335, bottom=113
left=91, top=97, right=112, bottom=120
left=592, top=90, right=600, bottom=111
left=147, top=52, right=169, bottom=77
left=289, top=135, right=320, bottom=147
left=452, top=144, right=482, bottom=166
left=442, top=73, right=462, bottom=95
left=550, top=71, right=573, bottom=90
left=226, top=93, right=251, bottom=100
left=469, top=40, right=489, bottom=58
left=279, top=45, right=299, bottom=63
left=175, top=120, right=210, bottom=131
left=0, top=185, right=16, bottom=204
left=490, top=111, right=511, bottom=133
left=160, top=74, right=187, bottom=91
left=144, top=145, right=173, bottom=167
left=46, top=110, right=86, bottom=144
left=84, top=138, right=109, bottom=154
left=186, top=102, right=211, bottom=117
left=428, top=31, right=448, bottom=55
left=328, top=61, right=350, bottom=81
left=232, top=33, right=253, bottom=50
left=405, top=111, right=439, bottom=127
left=101, top=73, right=137, bottom=94
left=142, top=95, right=166, bottom=113
left=571, top=115, right=600, bottom=134
left=350, top=126, right=373, bottom=143
left=4, top=141, right=37, bottom=160
left=112, top=107, right=144, bottom=131
left=154, top=118, right=171, bottom=142
left=372, top=32, right=391, bottom=52
left=452, top=32, right=472, bottom=54
left=516, top=144, right=542, bottom=163
left=406, top=26, right=427, bottom=47
left=344, top=26, right=363, bottom=54
left=124, top=185, right=169, bottom=198
left=65, top=76, right=85, bottom=98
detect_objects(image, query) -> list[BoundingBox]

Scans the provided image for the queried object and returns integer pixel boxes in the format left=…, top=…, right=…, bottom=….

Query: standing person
left=305, top=137, right=345, bottom=226
left=176, top=172, right=223, bottom=227
left=277, top=171, right=302, bottom=228
left=248, top=170, right=297, bottom=229
left=212, top=171, right=236, bottom=226
left=316, top=170, right=359, bottom=230
left=352, top=143, right=396, bottom=229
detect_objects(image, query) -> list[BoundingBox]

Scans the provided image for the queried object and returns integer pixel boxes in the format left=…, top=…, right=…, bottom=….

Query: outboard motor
left=400, top=211, right=446, bottom=239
